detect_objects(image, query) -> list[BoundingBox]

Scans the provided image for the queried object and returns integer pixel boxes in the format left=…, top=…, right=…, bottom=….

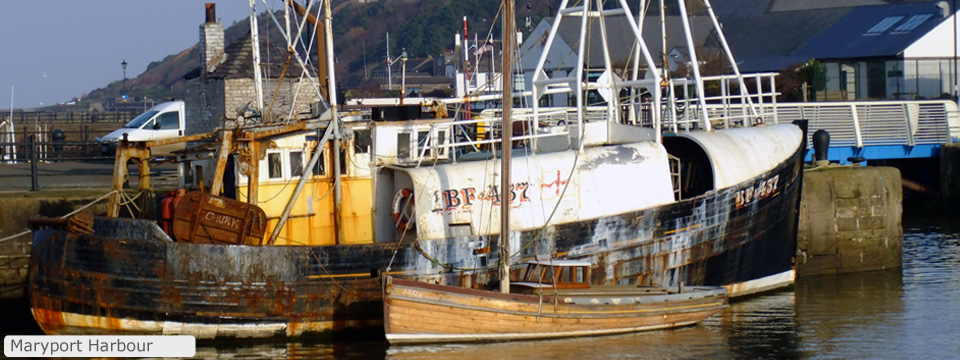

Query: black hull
left=29, top=140, right=803, bottom=338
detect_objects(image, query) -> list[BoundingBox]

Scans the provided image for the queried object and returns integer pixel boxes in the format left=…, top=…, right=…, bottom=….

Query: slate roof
left=711, top=0, right=856, bottom=71
left=207, top=34, right=312, bottom=80
left=766, top=0, right=886, bottom=13
left=710, top=0, right=951, bottom=71
left=792, top=1, right=951, bottom=60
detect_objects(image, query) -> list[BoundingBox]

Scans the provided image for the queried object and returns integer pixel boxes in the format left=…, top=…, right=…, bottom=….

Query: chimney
left=938, top=1, right=951, bottom=19
left=200, top=3, right=225, bottom=75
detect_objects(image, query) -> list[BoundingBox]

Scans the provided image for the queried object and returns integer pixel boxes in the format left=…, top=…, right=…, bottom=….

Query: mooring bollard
left=29, top=135, right=38, bottom=191
left=51, top=129, right=65, bottom=161
left=813, top=129, right=830, bottom=166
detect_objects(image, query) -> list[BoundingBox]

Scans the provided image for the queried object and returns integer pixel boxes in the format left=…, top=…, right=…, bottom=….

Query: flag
left=473, top=44, right=493, bottom=56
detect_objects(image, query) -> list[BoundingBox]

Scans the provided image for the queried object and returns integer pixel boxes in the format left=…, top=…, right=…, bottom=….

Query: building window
left=864, top=16, right=904, bottom=35
left=289, top=150, right=304, bottom=178
left=267, top=152, right=283, bottom=179
left=893, top=14, right=933, bottom=33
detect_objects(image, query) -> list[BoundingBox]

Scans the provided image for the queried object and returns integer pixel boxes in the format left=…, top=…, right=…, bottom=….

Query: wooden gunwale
left=383, top=275, right=729, bottom=344
left=388, top=291, right=726, bottom=318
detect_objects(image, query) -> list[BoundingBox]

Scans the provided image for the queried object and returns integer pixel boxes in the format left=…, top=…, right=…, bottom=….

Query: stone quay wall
left=797, top=166, right=903, bottom=276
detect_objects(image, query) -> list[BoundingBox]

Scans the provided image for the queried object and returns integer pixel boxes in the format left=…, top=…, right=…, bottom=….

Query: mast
left=463, top=17, right=472, bottom=121
left=286, top=0, right=329, bottom=100
left=386, top=32, right=392, bottom=90
left=499, top=0, right=515, bottom=294
left=323, top=0, right=344, bottom=244
left=248, top=0, right=264, bottom=114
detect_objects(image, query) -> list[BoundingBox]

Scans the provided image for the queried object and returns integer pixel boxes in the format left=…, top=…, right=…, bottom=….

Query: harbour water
left=4, top=215, right=958, bottom=359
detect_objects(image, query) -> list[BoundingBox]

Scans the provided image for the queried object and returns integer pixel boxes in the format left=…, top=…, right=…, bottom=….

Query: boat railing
left=660, top=73, right=780, bottom=132
left=401, top=112, right=574, bottom=165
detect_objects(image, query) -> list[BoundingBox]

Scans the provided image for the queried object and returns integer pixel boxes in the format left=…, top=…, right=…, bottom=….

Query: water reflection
left=716, top=292, right=801, bottom=359
left=192, top=339, right=388, bottom=359
left=795, top=270, right=904, bottom=359
left=384, top=320, right=733, bottom=360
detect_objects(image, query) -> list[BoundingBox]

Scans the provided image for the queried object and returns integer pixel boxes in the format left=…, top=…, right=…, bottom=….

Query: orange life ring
left=392, top=188, right=415, bottom=231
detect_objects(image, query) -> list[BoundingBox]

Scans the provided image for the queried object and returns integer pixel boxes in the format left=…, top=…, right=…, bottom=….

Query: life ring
left=392, top=188, right=415, bottom=231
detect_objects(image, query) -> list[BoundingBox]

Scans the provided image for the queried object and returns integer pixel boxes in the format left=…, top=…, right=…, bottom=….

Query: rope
left=0, top=230, right=30, bottom=244
left=0, top=189, right=119, bottom=243
left=308, top=246, right=351, bottom=294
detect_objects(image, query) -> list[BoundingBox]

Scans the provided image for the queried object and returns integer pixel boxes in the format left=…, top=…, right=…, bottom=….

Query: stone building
left=184, top=4, right=323, bottom=136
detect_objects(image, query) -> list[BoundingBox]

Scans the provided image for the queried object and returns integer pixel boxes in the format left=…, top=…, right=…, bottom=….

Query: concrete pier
left=797, top=166, right=903, bottom=276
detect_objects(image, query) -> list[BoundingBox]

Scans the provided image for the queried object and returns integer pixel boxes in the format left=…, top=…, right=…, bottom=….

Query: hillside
left=83, top=0, right=935, bottom=105
left=83, top=0, right=557, bottom=105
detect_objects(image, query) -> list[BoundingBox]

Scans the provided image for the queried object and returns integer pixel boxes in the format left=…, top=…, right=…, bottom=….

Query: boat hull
left=29, top=135, right=803, bottom=338
left=382, top=277, right=727, bottom=344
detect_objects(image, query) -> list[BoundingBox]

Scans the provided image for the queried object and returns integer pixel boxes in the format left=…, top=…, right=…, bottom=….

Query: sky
left=0, top=0, right=261, bottom=110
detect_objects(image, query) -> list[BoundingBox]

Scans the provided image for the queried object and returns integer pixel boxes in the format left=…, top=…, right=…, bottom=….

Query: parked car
left=99, top=101, right=185, bottom=156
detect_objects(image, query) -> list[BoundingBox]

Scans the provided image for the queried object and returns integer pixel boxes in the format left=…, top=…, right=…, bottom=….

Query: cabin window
left=156, top=112, right=179, bottom=130
left=355, top=130, right=371, bottom=154
left=436, top=129, right=448, bottom=157
left=558, top=267, right=573, bottom=284
left=182, top=161, right=194, bottom=185
left=289, top=150, right=304, bottom=178
left=417, top=130, right=430, bottom=149
left=397, top=132, right=411, bottom=160
left=312, top=148, right=326, bottom=177
left=448, top=223, right=472, bottom=237
left=339, top=147, right=348, bottom=176
left=541, top=266, right=556, bottom=284
left=267, top=152, right=283, bottom=179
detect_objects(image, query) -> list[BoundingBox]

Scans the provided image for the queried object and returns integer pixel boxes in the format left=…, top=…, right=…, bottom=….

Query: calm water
left=5, top=216, right=959, bottom=359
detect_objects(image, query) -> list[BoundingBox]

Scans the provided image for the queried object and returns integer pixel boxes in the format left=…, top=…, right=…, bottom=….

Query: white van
left=99, top=100, right=185, bottom=156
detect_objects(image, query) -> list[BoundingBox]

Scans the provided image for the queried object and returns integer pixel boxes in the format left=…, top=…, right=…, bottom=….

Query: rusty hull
left=28, top=142, right=803, bottom=339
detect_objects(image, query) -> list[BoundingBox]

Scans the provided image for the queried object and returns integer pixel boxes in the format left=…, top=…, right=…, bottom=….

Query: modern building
left=713, top=0, right=959, bottom=101
left=793, top=1, right=959, bottom=100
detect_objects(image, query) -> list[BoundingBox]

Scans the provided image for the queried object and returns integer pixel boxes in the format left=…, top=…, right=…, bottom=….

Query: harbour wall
left=940, top=143, right=960, bottom=215
left=0, top=193, right=108, bottom=298
left=796, top=166, right=903, bottom=276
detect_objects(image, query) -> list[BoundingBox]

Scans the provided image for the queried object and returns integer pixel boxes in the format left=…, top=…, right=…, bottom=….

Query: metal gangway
left=718, top=100, right=960, bottom=164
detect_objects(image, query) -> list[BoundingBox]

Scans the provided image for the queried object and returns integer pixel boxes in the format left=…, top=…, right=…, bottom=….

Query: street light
left=400, top=48, right=408, bottom=105
left=121, top=60, right=127, bottom=96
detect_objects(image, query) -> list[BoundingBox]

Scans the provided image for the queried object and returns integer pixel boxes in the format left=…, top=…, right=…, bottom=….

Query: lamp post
left=400, top=48, right=408, bottom=105
left=121, top=60, right=127, bottom=96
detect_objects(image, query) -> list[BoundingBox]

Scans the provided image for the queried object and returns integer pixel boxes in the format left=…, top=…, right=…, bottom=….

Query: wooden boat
left=28, top=0, right=802, bottom=339
left=383, top=260, right=728, bottom=344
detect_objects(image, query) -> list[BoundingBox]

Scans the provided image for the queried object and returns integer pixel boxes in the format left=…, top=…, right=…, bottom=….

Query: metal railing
left=1, top=110, right=140, bottom=124
left=1, top=126, right=113, bottom=162
left=1, top=138, right=113, bottom=163
left=663, top=73, right=781, bottom=131
left=768, top=100, right=959, bottom=149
